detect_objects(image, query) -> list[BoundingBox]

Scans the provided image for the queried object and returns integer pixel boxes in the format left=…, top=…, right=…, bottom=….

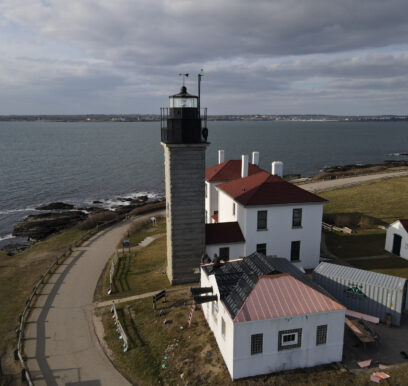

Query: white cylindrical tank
left=241, top=155, right=248, bottom=178
left=252, top=151, right=259, bottom=166
left=218, top=149, right=225, bottom=164
left=272, top=161, right=283, bottom=177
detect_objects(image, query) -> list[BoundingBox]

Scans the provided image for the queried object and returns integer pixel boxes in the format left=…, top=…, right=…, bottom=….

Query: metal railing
left=15, top=216, right=124, bottom=384
left=110, top=302, right=129, bottom=352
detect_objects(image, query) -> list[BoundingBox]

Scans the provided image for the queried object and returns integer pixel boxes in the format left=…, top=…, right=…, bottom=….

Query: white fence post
left=111, top=301, right=129, bottom=352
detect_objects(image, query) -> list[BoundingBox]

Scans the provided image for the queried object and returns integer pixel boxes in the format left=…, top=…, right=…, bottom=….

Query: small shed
left=385, top=220, right=408, bottom=260
left=313, top=262, right=407, bottom=326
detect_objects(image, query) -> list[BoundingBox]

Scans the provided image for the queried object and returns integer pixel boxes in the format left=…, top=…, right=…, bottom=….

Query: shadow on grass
left=325, top=230, right=386, bottom=258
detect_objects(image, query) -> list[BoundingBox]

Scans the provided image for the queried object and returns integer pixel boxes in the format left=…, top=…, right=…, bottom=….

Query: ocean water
left=1, top=120, right=407, bottom=243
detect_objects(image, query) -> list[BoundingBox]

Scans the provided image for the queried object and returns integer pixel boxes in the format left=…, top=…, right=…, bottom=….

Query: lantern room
left=161, top=85, right=208, bottom=145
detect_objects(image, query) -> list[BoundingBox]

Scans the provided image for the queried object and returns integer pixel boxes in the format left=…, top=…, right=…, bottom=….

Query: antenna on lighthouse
left=198, top=69, right=204, bottom=113
left=178, top=73, right=189, bottom=86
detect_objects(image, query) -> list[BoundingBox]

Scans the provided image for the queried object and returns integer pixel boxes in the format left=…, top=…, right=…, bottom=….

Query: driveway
left=24, top=211, right=163, bottom=385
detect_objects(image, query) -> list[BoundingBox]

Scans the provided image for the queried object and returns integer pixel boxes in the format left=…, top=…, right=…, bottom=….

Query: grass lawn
left=120, top=217, right=166, bottom=248
left=325, top=229, right=386, bottom=258
left=320, top=176, right=408, bottom=259
left=101, top=289, right=408, bottom=385
left=0, top=228, right=87, bottom=365
left=321, top=176, right=408, bottom=224
left=351, top=256, right=408, bottom=279
left=97, top=230, right=170, bottom=301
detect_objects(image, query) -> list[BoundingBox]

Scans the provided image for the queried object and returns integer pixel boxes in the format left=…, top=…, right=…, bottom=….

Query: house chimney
left=241, top=155, right=248, bottom=178
left=272, top=161, right=283, bottom=178
left=218, top=149, right=225, bottom=164
left=252, top=151, right=259, bottom=166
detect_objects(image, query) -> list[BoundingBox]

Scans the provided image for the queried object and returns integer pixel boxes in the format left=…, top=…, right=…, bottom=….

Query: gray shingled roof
left=203, top=253, right=333, bottom=318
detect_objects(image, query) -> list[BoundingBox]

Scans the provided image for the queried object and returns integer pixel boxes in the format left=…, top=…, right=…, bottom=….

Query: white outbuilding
left=198, top=253, right=346, bottom=380
left=385, top=219, right=408, bottom=260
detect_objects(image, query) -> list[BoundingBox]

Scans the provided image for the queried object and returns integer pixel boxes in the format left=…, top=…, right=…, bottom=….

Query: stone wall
left=163, top=143, right=207, bottom=284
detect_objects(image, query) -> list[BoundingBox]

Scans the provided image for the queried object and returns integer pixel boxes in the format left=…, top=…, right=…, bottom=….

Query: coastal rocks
left=35, top=202, right=74, bottom=210
left=1, top=241, right=32, bottom=256
left=13, top=211, right=87, bottom=240
left=116, top=195, right=149, bottom=204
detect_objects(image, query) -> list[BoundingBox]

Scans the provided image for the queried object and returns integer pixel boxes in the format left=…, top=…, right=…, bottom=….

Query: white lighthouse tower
left=160, top=78, right=208, bottom=284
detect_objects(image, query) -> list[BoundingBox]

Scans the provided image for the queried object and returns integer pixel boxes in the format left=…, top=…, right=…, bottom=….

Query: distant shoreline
left=1, top=114, right=408, bottom=123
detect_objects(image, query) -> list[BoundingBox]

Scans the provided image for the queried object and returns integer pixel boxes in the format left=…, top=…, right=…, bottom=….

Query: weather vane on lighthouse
left=178, top=73, right=189, bottom=86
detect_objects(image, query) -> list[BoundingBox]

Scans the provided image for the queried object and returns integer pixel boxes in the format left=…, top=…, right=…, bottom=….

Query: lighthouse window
left=292, top=208, right=302, bottom=227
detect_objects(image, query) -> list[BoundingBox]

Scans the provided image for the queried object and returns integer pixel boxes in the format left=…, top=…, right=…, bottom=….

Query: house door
left=392, top=234, right=402, bottom=256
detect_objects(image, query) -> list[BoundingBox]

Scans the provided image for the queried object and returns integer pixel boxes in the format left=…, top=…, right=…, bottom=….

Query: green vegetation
left=102, top=291, right=408, bottom=385
left=325, top=230, right=386, bottom=258
left=321, top=176, right=408, bottom=224
left=96, top=218, right=169, bottom=301
left=320, top=176, right=408, bottom=259
left=124, top=216, right=166, bottom=247
left=0, top=228, right=87, bottom=359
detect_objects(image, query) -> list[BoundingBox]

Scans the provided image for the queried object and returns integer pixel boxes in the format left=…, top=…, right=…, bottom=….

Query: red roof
left=206, top=160, right=264, bottom=182
left=205, top=222, right=245, bottom=245
left=234, top=274, right=345, bottom=322
left=400, top=219, right=408, bottom=232
left=217, top=171, right=327, bottom=206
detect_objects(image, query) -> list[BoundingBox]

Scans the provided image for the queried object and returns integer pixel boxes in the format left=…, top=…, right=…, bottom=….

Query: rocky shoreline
left=1, top=195, right=160, bottom=256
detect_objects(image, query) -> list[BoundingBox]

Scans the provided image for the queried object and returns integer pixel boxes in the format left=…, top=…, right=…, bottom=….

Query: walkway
left=300, top=170, right=408, bottom=192
left=24, top=211, right=163, bottom=385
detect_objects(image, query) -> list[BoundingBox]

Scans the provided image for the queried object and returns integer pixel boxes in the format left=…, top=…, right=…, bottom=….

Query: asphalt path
left=300, top=170, right=408, bottom=192
left=24, top=212, right=162, bottom=385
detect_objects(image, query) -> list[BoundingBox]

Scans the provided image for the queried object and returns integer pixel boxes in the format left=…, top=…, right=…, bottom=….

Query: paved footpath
left=300, top=170, right=408, bottom=192
left=24, top=211, right=163, bottom=385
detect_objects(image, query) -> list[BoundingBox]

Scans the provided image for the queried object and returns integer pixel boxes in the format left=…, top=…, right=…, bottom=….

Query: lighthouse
left=161, top=79, right=208, bottom=284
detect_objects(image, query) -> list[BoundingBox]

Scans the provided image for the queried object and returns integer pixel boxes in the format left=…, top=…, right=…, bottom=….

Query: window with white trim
left=233, top=202, right=236, bottom=216
left=278, top=328, right=302, bottom=351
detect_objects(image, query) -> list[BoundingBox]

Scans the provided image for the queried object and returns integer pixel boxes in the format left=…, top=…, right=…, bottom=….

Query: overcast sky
left=1, top=0, right=407, bottom=115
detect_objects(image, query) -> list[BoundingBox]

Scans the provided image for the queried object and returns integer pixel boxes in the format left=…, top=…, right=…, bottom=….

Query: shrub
left=77, top=211, right=118, bottom=230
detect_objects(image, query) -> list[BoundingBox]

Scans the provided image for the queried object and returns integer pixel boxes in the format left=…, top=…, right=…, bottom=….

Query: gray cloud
left=0, top=0, right=408, bottom=114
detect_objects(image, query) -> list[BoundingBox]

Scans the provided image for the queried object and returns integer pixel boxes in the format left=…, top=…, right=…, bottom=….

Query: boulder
left=36, top=202, right=74, bottom=210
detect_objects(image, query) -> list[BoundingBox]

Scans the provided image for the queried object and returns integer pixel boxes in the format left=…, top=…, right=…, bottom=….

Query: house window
left=251, top=333, right=263, bottom=355
left=221, top=318, right=226, bottom=338
left=219, top=247, right=230, bottom=261
left=256, top=243, right=267, bottom=255
left=316, top=325, right=328, bottom=345
left=291, top=241, right=301, bottom=261
left=233, top=202, right=236, bottom=216
left=257, top=210, right=267, bottom=230
left=278, top=328, right=302, bottom=351
left=205, top=183, right=207, bottom=198
left=292, top=208, right=302, bottom=227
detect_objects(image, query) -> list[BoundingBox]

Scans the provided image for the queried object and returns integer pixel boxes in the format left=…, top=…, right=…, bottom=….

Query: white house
left=385, top=219, right=408, bottom=260
left=205, top=152, right=327, bottom=269
left=198, top=253, right=346, bottom=380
